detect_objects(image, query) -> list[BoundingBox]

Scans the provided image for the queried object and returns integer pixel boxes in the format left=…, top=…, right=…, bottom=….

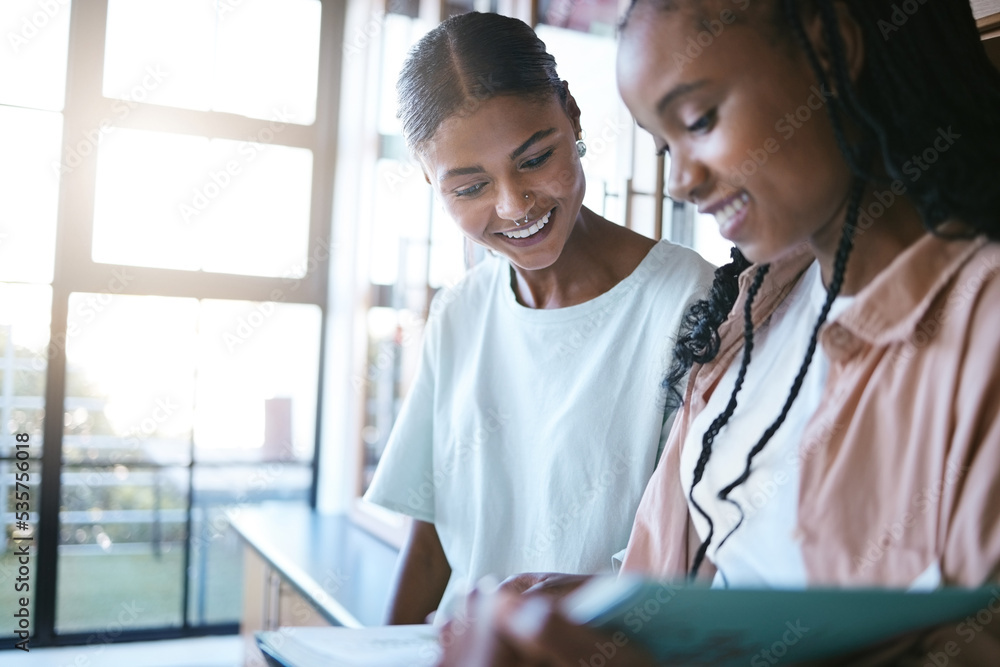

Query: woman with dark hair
left=437, top=0, right=1000, bottom=663
left=363, top=12, right=715, bottom=625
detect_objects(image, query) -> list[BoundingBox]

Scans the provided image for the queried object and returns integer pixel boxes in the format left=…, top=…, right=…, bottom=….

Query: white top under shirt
left=680, top=261, right=854, bottom=589
left=365, top=240, right=714, bottom=616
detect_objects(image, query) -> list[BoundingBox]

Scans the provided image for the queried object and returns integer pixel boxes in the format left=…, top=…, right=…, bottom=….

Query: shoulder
left=426, top=253, right=506, bottom=322
left=925, top=241, right=1000, bottom=411
left=634, top=239, right=717, bottom=297
left=951, top=240, right=1000, bottom=305
left=949, top=241, right=1000, bottom=355
left=930, top=240, right=1000, bottom=344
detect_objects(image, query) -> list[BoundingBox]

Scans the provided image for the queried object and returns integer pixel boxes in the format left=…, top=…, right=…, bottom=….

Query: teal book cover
left=564, top=576, right=1000, bottom=666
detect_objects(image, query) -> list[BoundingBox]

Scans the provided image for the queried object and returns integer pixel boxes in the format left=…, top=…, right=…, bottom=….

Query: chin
left=738, top=239, right=811, bottom=267
left=733, top=241, right=766, bottom=265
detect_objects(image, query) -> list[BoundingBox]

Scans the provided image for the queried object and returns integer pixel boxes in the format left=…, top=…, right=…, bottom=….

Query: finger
left=498, top=572, right=544, bottom=596
left=496, top=596, right=657, bottom=667
left=438, top=585, right=533, bottom=667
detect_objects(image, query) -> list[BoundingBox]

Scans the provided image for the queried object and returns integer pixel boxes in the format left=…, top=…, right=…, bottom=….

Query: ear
left=799, top=1, right=865, bottom=88
left=561, top=80, right=583, bottom=137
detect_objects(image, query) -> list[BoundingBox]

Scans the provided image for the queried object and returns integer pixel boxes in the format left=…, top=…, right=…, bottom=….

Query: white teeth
left=503, top=210, right=551, bottom=239
left=715, top=192, right=749, bottom=226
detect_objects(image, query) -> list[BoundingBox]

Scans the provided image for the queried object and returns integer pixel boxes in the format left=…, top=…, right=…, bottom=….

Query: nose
left=495, top=180, right=532, bottom=223
left=666, top=150, right=709, bottom=204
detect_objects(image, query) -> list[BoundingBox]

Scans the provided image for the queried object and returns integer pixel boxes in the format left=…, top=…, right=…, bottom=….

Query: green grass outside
left=0, top=541, right=243, bottom=637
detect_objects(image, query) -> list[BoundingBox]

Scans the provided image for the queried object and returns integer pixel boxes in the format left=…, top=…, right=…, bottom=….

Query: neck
left=808, top=188, right=927, bottom=296
left=511, top=207, right=653, bottom=309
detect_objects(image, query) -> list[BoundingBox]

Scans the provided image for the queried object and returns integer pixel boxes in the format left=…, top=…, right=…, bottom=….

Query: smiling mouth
left=707, top=191, right=750, bottom=227
left=500, top=210, right=552, bottom=239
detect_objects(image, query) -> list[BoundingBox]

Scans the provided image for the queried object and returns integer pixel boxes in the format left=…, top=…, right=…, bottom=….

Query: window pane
left=188, top=476, right=310, bottom=625
left=104, top=0, right=321, bottom=124
left=213, top=0, right=321, bottom=124
left=629, top=194, right=657, bottom=241
left=93, top=128, right=313, bottom=278
left=0, top=106, right=61, bottom=284
left=695, top=211, right=735, bottom=267
left=630, top=129, right=660, bottom=198
left=64, top=294, right=197, bottom=466
left=537, top=0, right=618, bottom=35
left=57, top=466, right=188, bottom=632
left=0, top=284, right=51, bottom=459
left=376, top=14, right=429, bottom=135
left=104, top=0, right=212, bottom=111
left=0, top=0, right=71, bottom=111
left=387, top=0, right=419, bottom=17
left=445, top=0, right=496, bottom=18
left=194, top=301, right=321, bottom=463
left=370, top=159, right=429, bottom=285
left=428, top=206, right=465, bottom=290
left=535, top=25, right=623, bottom=221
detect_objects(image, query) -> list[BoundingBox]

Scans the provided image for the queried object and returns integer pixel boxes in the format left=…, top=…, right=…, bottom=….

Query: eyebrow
left=440, top=165, right=485, bottom=182
left=656, top=80, right=710, bottom=114
left=438, top=128, right=558, bottom=183
left=510, top=128, right=556, bottom=160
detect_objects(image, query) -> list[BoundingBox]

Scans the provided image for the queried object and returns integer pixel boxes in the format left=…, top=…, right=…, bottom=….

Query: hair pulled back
left=397, top=12, right=567, bottom=150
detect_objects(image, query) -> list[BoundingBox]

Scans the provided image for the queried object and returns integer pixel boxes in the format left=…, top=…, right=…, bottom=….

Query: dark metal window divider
left=19, top=0, right=345, bottom=648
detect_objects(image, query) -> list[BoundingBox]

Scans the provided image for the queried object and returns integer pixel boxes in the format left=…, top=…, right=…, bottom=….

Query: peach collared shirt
left=622, top=233, right=1000, bottom=662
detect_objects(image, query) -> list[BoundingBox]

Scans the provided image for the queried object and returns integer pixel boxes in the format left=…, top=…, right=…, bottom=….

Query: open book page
left=256, top=625, right=441, bottom=667
left=564, top=575, right=1000, bottom=666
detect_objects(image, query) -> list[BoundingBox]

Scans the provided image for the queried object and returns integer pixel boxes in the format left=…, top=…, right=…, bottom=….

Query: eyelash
left=455, top=183, right=486, bottom=197
left=655, top=109, right=717, bottom=157
left=687, top=109, right=717, bottom=134
left=521, top=148, right=555, bottom=170
left=453, top=148, right=556, bottom=198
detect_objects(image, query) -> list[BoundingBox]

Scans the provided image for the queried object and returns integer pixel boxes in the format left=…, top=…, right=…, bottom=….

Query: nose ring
left=516, top=193, right=530, bottom=226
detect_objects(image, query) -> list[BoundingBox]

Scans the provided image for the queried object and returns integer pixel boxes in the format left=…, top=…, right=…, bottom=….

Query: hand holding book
left=257, top=577, right=1000, bottom=666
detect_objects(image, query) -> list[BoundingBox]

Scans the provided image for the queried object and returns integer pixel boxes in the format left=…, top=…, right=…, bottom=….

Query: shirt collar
left=834, top=233, right=989, bottom=345
left=685, top=244, right=814, bottom=409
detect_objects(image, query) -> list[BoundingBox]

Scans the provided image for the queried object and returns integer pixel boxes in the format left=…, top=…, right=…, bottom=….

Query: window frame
left=19, top=0, right=346, bottom=646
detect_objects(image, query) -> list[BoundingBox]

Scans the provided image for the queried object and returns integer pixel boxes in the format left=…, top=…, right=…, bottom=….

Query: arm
left=385, top=519, right=452, bottom=625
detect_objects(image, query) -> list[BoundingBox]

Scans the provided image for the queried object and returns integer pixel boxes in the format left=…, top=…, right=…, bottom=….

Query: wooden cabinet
left=240, top=546, right=331, bottom=667
left=229, top=507, right=401, bottom=667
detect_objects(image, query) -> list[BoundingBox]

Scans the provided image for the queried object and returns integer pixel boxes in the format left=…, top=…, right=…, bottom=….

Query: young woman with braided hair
left=437, top=0, right=1000, bottom=664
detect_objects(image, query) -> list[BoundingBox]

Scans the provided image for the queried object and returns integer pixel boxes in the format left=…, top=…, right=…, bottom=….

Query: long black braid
left=661, top=247, right=751, bottom=411
left=686, top=263, right=768, bottom=577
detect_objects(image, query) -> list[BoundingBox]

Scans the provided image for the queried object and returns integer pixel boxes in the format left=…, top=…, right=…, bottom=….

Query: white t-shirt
left=680, top=260, right=853, bottom=589
left=365, top=240, right=715, bottom=616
